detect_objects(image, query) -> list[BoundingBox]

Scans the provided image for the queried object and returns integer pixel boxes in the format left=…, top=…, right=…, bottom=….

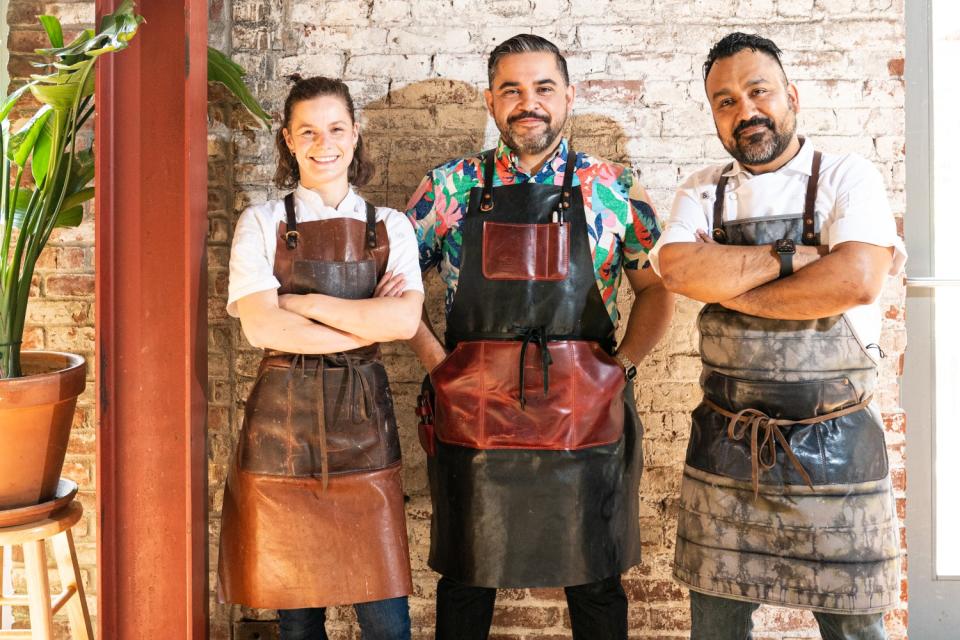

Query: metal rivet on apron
left=701, top=191, right=710, bottom=200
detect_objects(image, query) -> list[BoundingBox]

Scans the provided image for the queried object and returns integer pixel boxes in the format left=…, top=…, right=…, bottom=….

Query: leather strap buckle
left=284, top=229, right=300, bottom=250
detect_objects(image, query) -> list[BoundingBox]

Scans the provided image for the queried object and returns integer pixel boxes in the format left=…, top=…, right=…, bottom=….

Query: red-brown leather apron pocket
left=429, top=340, right=625, bottom=450
left=481, top=221, right=570, bottom=281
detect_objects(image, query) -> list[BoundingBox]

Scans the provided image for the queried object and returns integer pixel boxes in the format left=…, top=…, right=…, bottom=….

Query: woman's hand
left=374, top=271, right=406, bottom=298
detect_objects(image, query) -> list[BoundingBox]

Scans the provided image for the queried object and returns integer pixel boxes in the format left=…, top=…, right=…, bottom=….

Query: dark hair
left=274, top=74, right=375, bottom=190
left=487, top=34, right=569, bottom=87
left=702, top=32, right=786, bottom=82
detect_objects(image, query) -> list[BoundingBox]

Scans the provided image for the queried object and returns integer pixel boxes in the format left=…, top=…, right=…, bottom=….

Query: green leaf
left=38, top=15, right=64, bottom=48
left=29, top=115, right=57, bottom=186
left=11, top=188, right=38, bottom=229
left=0, top=82, right=35, bottom=121
left=58, top=186, right=94, bottom=212
left=29, top=80, right=80, bottom=110
left=7, top=106, right=52, bottom=167
left=53, top=205, right=83, bottom=228
left=208, top=46, right=272, bottom=129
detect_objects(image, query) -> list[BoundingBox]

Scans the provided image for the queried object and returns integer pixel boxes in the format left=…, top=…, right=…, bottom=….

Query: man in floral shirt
left=405, top=34, right=673, bottom=640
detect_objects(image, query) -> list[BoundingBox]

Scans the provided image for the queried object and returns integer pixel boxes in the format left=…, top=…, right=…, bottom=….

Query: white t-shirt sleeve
left=226, top=205, right=281, bottom=317
left=649, top=174, right=711, bottom=275
left=825, top=155, right=907, bottom=275
left=382, top=208, right=425, bottom=294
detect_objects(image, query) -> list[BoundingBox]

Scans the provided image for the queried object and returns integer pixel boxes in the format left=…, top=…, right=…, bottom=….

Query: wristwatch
left=774, top=238, right=796, bottom=278
left=614, top=350, right=638, bottom=380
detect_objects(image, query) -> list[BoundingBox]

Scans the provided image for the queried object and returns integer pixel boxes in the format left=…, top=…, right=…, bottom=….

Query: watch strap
left=778, top=250, right=794, bottom=278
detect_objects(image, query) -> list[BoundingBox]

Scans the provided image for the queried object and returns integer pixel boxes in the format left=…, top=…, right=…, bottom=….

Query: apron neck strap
left=558, top=146, right=577, bottom=216
left=364, top=201, right=377, bottom=249
left=802, top=150, right=823, bottom=246
left=712, top=164, right=734, bottom=243
left=283, top=192, right=299, bottom=250
left=480, top=149, right=496, bottom=211
left=479, top=146, right=577, bottom=213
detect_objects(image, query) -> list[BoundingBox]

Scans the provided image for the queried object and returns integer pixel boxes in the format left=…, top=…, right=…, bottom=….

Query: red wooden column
left=94, top=0, right=208, bottom=637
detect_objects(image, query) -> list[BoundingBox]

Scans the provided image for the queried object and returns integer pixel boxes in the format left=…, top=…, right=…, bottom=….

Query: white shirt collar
left=722, top=137, right=815, bottom=179
left=293, top=184, right=361, bottom=215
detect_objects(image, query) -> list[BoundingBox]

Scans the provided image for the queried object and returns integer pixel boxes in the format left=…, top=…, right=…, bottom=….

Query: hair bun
left=287, top=73, right=304, bottom=84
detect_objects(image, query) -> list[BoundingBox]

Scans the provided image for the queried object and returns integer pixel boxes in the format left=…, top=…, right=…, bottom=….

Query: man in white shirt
left=651, top=33, right=905, bottom=640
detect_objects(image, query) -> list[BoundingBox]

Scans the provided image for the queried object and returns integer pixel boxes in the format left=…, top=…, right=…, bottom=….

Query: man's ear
left=787, top=82, right=800, bottom=113
left=483, top=88, right=495, bottom=117
left=566, top=83, right=575, bottom=115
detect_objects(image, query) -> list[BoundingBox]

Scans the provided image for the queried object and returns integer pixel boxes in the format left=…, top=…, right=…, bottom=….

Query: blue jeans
left=689, top=591, right=888, bottom=640
left=278, top=596, right=410, bottom=640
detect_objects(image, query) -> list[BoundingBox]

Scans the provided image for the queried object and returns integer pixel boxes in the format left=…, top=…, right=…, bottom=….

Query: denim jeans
left=689, top=591, right=888, bottom=640
left=435, top=575, right=628, bottom=640
left=278, top=596, right=410, bottom=640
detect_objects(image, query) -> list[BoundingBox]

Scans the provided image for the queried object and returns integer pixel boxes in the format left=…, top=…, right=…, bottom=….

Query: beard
left=723, top=107, right=797, bottom=166
left=500, top=110, right=566, bottom=156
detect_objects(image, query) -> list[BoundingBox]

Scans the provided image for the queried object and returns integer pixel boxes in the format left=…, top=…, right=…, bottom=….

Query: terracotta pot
left=0, top=351, right=86, bottom=510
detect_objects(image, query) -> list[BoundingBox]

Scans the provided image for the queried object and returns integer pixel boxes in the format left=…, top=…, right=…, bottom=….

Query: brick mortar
left=6, top=0, right=908, bottom=637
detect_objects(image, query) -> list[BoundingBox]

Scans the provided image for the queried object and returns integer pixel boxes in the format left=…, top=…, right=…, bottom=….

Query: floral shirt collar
left=493, top=137, right=570, bottom=180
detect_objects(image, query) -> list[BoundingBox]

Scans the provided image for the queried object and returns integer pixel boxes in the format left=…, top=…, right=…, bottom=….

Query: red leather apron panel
left=430, top=340, right=625, bottom=450
left=218, top=462, right=412, bottom=609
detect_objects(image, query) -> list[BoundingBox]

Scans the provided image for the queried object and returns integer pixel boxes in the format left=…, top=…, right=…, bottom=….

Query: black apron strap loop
left=364, top=201, right=378, bottom=249
left=283, top=192, right=300, bottom=250
left=480, top=149, right=496, bottom=211
left=802, top=150, right=823, bottom=246
left=712, top=164, right=734, bottom=243
left=558, top=146, right=577, bottom=222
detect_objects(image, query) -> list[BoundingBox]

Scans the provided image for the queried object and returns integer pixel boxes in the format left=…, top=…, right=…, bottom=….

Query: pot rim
left=0, top=350, right=87, bottom=402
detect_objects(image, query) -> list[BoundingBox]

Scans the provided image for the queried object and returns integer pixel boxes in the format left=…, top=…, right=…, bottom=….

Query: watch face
left=775, top=238, right=796, bottom=254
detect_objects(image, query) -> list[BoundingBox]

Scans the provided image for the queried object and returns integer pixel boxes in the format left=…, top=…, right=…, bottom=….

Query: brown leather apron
left=672, top=149, right=900, bottom=614
left=218, top=194, right=412, bottom=609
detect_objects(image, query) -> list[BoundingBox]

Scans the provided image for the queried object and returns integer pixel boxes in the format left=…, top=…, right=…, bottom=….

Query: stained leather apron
left=672, top=150, right=901, bottom=614
left=421, top=148, right=643, bottom=588
left=218, top=194, right=413, bottom=609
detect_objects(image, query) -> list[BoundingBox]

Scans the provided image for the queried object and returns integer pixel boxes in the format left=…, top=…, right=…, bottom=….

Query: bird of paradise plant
left=0, top=0, right=269, bottom=378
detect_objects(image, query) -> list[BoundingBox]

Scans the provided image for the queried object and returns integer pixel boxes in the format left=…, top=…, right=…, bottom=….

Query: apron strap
left=365, top=201, right=378, bottom=249
left=283, top=192, right=300, bottom=250
left=557, top=146, right=577, bottom=223
left=712, top=164, right=734, bottom=243
left=479, top=149, right=496, bottom=211
left=802, top=150, right=823, bottom=246
left=705, top=395, right=872, bottom=497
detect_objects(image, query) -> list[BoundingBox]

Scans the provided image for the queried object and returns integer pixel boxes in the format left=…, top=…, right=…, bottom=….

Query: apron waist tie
left=704, top=396, right=873, bottom=498
left=517, top=326, right=552, bottom=410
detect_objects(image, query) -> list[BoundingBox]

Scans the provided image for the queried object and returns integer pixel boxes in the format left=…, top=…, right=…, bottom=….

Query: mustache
left=508, top=111, right=550, bottom=125
left=734, top=116, right=775, bottom=137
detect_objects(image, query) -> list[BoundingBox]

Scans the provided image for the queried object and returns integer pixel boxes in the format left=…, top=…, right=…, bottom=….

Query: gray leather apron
left=672, top=150, right=901, bottom=614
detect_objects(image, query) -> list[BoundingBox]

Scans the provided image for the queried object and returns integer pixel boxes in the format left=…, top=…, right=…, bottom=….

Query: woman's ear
left=282, top=127, right=295, bottom=153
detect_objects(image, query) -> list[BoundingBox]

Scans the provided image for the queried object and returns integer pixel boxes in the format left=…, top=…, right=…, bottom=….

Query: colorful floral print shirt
left=404, top=137, right=662, bottom=325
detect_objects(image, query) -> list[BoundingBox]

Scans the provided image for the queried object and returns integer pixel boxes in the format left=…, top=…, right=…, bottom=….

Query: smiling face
left=484, top=51, right=574, bottom=157
left=281, top=95, right=359, bottom=192
left=705, top=49, right=800, bottom=172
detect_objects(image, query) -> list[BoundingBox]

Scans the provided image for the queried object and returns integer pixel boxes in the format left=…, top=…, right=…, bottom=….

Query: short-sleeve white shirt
left=649, top=140, right=906, bottom=349
left=227, top=185, right=424, bottom=317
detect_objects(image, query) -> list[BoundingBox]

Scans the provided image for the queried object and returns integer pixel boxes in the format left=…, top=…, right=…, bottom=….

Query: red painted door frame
left=94, top=0, right=208, bottom=637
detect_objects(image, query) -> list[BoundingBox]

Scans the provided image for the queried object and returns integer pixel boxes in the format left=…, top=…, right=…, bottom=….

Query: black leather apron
left=672, top=150, right=901, bottom=614
left=422, top=149, right=643, bottom=588
left=218, top=194, right=412, bottom=609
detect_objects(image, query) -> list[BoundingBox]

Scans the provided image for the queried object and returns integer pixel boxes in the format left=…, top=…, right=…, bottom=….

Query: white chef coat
left=650, top=139, right=906, bottom=350
left=227, top=185, right=424, bottom=317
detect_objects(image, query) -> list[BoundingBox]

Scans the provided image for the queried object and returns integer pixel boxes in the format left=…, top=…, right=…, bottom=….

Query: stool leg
left=52, top=530, right=93, bottom=640
left=22, top=540, right=53, bottom=640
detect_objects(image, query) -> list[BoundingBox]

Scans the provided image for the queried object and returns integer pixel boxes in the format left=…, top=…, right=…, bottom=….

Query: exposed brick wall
left=9, top=0, right=908, bottom=638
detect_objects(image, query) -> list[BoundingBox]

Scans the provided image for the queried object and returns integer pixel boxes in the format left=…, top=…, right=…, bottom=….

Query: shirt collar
left=722, top=136, right=814, bottom=178
left=294, top=184, right=360, bottom=215
left=495, top=137, right=569, bottom=178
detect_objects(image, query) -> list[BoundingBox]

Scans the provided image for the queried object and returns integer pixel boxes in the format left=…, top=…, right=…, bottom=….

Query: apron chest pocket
left=481, top=221, right=569, bottom=281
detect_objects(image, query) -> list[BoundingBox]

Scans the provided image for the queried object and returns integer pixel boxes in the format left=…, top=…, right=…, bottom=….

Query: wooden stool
left=0, top=501, right=92, bottom=639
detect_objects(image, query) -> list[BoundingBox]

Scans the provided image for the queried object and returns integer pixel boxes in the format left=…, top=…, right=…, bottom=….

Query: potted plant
left=0, top=1, right=270, bottom=510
